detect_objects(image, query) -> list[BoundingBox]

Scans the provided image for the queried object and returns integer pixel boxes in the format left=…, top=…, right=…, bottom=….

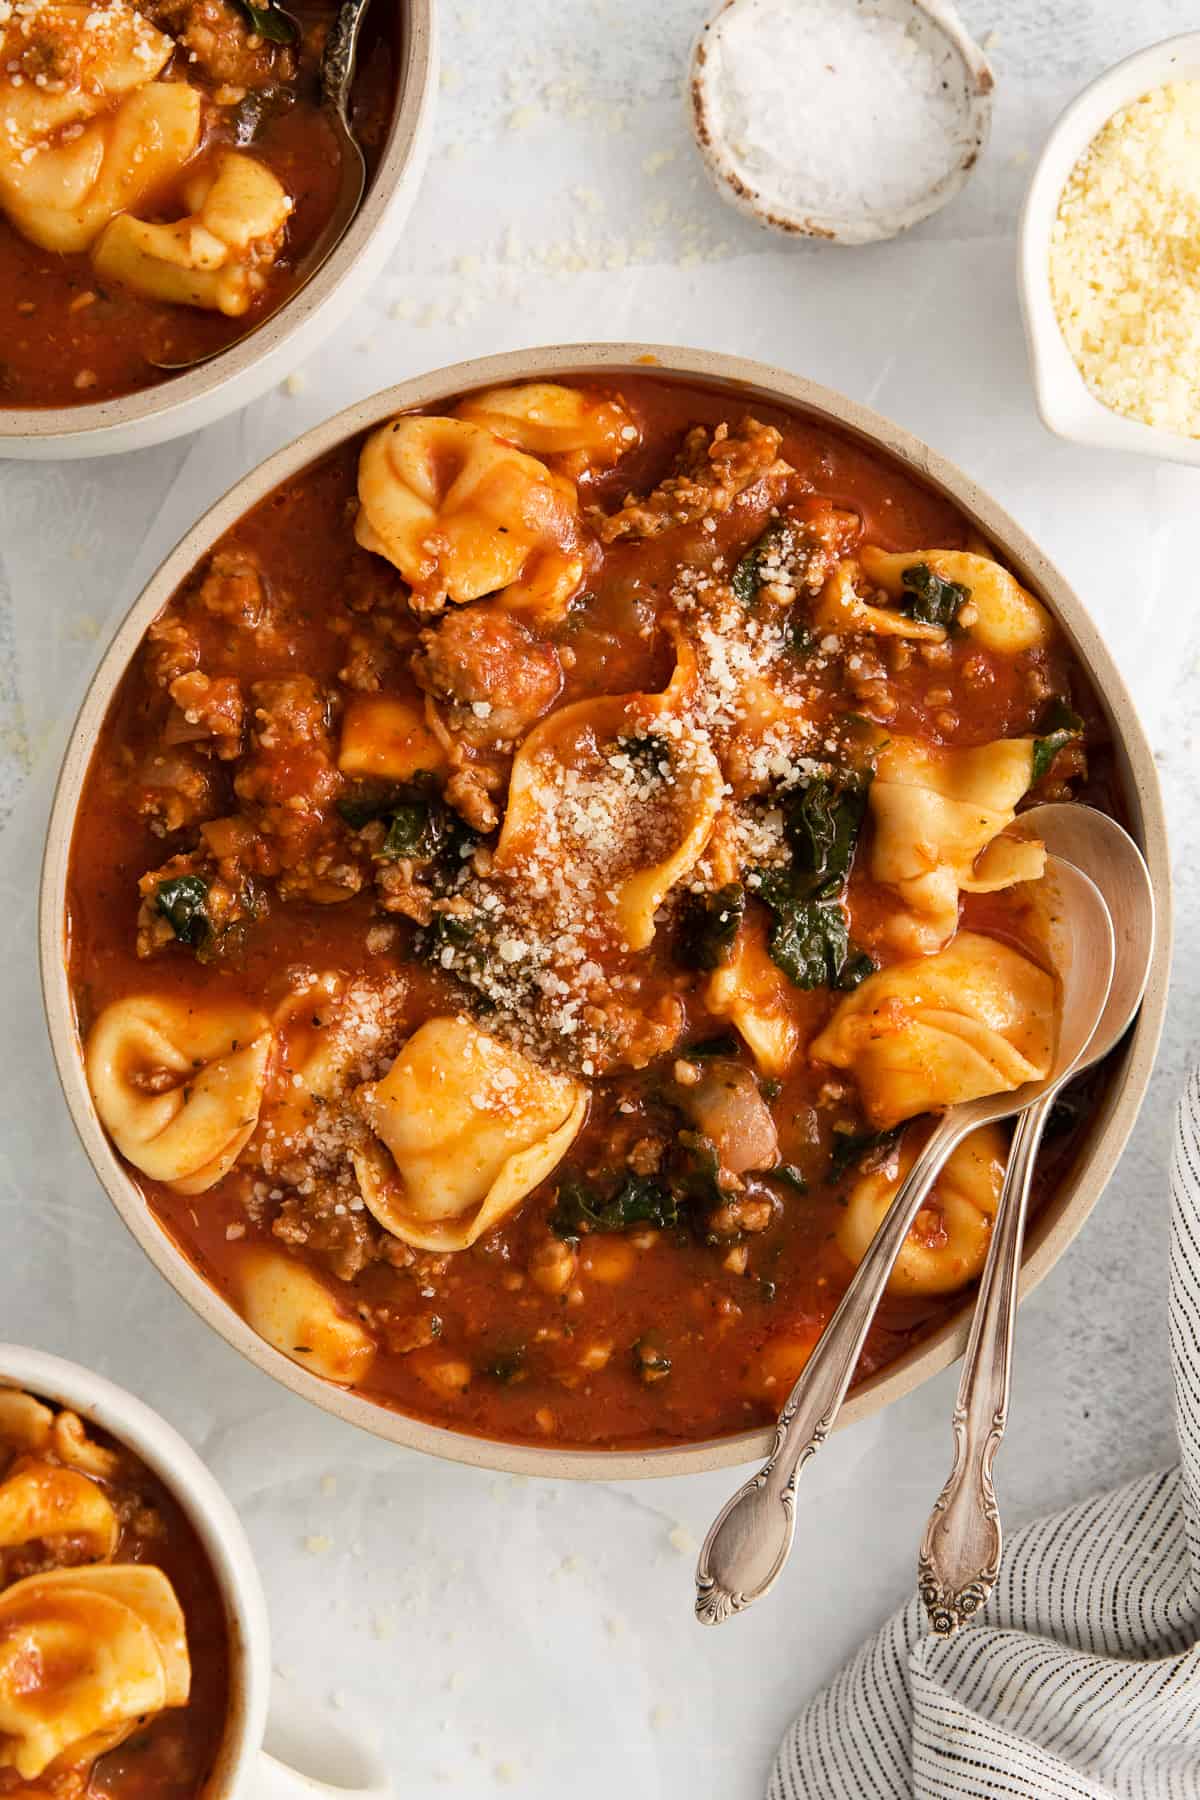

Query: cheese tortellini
left=236, top=1246, right=377, bottom=1385
left=0, top=1565, right=189, bottom=1780
left=811, top=932, right=1056, bottom=1128
left=0, top=1395, right=118, bottom=1482
left=356, top=416, right=585, bottom=619
left=0, top=6, right=200, bottom=254
left=85, top=995, right=272, bottom=1195
left=838, top=1125, right=1006, bottom=1295
left=353, top=1017, right=587, bottom=1252
left=869, top=735, right=1046, bottom=952
left=0, top=1391, right=54, bottom=1456
left=707, top=916, right=806, bottom=1077
left=338, top=693, right=449, bottom=781
left=812, top=561, right=946, bottom=641
left=0, top=1462, right=118, bottom=1562
left=456, top=381, right=640, bottom=470
left=93, top=152, right=293, bottom=317
left=857, top=548, right=1054, bottom=653
left=496, top=641, right=724, bottom=951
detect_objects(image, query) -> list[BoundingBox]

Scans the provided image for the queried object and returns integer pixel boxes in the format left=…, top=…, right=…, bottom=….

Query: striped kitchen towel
left=771, top=1071, right=1200, bottom=1799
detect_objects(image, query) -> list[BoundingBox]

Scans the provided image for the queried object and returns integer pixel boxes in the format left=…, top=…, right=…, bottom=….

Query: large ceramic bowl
left=0, top=1, right=437, bottom=462
left=38, top=345, right=1171, bottom=1478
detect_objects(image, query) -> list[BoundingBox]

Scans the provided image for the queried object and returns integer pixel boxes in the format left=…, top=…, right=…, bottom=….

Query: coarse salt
left=694, top=0, right=979, bottom=228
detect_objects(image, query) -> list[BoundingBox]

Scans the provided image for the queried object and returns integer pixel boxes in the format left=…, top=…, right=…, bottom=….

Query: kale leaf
left=899, top=562, right=969, bottom=631
left=616, top=733, right=670, bottom=774
left=381, top=801, right=435, bottom=859
left=550, top=1172, right=680, bottom=1239
left=752, top=772, right=875, bottom=990
left=828, top=1125, right=902, bottom=1181
left=754, top=869, right=850, bottom=990
left=782, top=774, right=869, bottom=885
left=154, top=875, right=210, bottom=949
left=1031, top=698, right=1084, bottom=782
left=782, top=617, right=814, bottom=659
left=676, top=882, right=745, bottom=972
left=680, top=1032, right=742, bottom=1061
left=233, top=0, right=298, bottom=43
left=336, top=784, right=399, bottom=830
left=483, top=1348, right=527, bottom=1386
left=339, top=777, right=477, bottom=868
left=731, top=521, right=791, bottom=606
left=549, top=1132, right=730, bottom=1241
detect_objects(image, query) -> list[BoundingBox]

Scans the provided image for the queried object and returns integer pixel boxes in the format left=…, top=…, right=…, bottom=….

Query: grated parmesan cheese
left=1049, top=81, right=1200, bottom=436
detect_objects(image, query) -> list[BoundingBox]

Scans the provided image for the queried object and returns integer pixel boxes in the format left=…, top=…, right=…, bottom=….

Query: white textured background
left=1, top=2, right=1198, bottom=1793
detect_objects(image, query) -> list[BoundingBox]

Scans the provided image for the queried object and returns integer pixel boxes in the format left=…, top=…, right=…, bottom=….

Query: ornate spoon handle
left=695, top=1110, right=968, bottom=1625
left=917, top=1096, right=1050, bottom=1634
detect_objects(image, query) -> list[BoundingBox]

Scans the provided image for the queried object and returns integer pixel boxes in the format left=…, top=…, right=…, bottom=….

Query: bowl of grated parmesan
left=688, top=0, right=993, bottom=245
left=1020, top=33, right=1200, bottom=464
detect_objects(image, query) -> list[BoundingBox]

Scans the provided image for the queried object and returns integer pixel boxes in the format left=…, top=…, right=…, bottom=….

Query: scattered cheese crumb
left=283, top=371, right=308, bottom=397
left=667, top=1524, right=697, bottom=1556
left=320, top=1473, right=337, bottom=1497
left=304, top=1534, right=332, bottom=1555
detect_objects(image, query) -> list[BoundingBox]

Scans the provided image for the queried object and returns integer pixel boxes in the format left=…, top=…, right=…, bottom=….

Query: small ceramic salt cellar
left=689, top=0, right=994, bottom=245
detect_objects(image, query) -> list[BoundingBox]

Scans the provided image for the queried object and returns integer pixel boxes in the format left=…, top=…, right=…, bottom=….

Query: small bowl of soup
left=39, top=345, right=1170, bottom=1479
left=0, top=1343, right=388, bottom=1798
left=0, top=0, right=436, bottom=459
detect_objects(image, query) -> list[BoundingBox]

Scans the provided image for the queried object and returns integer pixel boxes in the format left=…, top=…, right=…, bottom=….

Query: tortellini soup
left=0, top=1388, right=228, bottom=1797
left=0, top=1, right=397, bottom=407
left=65, top=372, right=1113, bottom=1450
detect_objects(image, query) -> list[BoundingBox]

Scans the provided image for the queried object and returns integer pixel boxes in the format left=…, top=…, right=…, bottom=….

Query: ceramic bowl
left=38, top=344, right=1171, bottom=1479
left=1018, top=30, right=1200, bottom=466
left=688, top=0, right=993, bottom=244
left=0, top=1, right=437, bottom=462
left=0, top=1343, right=388, bottom=1797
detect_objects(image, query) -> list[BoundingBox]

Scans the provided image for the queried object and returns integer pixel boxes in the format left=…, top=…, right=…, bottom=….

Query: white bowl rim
left=38, top=341, right=1172, bottom=1481
left=0, top=0, right=436, bottom=455
left=1018, top=29, right=1200, bottom=466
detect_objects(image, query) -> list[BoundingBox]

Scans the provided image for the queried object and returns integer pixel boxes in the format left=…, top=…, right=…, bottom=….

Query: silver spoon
left=151, top=0, right=370, bottom=373
left=694, top=856, right=1115, bottom=1626
left=917, top=805, right=1155, bottom=1634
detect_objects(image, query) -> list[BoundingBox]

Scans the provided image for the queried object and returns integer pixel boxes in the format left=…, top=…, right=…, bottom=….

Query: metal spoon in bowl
left=150, top=0, right=370, bottom=373
left=694, top=855, right=1115, bottom=1626
left=917, top=805, right=1155, bottom=1635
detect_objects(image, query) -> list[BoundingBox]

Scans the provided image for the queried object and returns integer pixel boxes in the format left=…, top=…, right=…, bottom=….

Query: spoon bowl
left=151, top=0, right=370, bottom=374
left=1023, top=804, right=1156, bottom=1058
left=916, top=807, right=1153, bottom=1632
left=695, top=856, right=1115, bottom=1624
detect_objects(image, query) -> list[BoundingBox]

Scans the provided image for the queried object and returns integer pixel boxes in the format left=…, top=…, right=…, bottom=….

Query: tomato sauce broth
left=65, top=373, right=1113, bottom=1451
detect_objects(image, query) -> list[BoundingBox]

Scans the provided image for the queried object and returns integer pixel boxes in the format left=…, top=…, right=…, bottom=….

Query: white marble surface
left=1, top=2, right=1199, bottom=1794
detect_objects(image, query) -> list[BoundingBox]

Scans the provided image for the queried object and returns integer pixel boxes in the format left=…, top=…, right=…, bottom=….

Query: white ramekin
left=1018, top=31, right=1200, bottom=467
